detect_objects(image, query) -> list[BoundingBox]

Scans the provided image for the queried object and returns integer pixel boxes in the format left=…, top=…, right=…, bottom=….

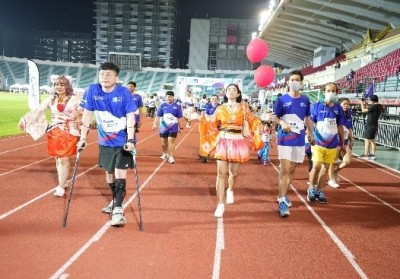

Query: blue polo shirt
left=310, top=102, right=345, bottom=148
left=274, top=94, right=311, bottom=147
left=80, top=83, right=137, bottom=147
left=157, top=102, right=183, bottom=133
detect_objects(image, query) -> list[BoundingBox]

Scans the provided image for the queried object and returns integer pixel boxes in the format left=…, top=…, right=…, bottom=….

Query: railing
left=352, top=117, right=400, bottom=150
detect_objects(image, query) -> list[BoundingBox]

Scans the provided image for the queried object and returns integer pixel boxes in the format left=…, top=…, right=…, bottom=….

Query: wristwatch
left=127, top=139, right=135, bottom=143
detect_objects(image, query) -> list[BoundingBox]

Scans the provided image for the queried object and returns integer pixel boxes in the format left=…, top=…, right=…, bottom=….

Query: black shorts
left=98, top=145, right=134, bottom=172
left=160, top=132, right=178, bottom=138
left=363, top=125, right=378, bottom=140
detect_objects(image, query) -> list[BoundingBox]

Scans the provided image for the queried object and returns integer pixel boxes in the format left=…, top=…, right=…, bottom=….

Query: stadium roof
left=258, top=0, right=400, bottom=69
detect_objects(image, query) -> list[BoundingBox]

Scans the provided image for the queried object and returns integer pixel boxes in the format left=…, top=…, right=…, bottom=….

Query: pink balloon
left=254, top=65, right=275, bottom=88
left=246, top=39, right=269, bottom=63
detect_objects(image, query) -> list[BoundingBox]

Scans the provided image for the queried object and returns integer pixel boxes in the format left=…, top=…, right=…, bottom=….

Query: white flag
left=28, top=60, right=40, bottom=110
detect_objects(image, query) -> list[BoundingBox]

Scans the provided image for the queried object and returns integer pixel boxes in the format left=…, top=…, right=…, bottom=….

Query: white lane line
left=0, top=141, right=95, bottom=177
left=50, top=128, right=193, bottom=278
left=352, top=153, right=400, bottom=177
left=0, top=157, right=51, bottom=177
left=0, top=165, right=98, bottom=221
left=339, top=175, right=400, bottom=214
left=270, top=163, right=369, bottom=279
left=0, top=141, right=45, bottom=155
left=0, top=134, right=29, bottom=142
left=212, top=218, right=225, bottom=279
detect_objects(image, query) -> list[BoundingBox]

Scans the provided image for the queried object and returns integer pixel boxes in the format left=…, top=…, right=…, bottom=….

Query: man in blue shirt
left=274, top=70, right=314, bottom=217
left=307, top=82, right=346, bottom=204
left=152, top=91, right=184, bottom=164
left=127, top=81, right=143, bottom=133
left=78, top=62, right=137, bottom=227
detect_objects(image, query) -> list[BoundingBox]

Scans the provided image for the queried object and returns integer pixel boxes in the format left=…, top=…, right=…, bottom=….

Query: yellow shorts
left=311, top=145, right=337, bottom=164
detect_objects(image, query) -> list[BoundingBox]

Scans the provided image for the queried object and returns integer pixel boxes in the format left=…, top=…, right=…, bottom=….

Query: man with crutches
left=77, top=62, right=137, bottom=227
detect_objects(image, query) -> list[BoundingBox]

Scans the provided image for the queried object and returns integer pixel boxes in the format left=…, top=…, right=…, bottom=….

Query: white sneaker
left=328, top=179, right=340, bottom=188
left=160, top=152, right=168, bottom=160
left=101, top=200, right=114, bottom=214
left=214, top=203, right=225, bottom=218
left=168, top=156, right=175, bottom=164
left=226, top=189, right=234, bottom=204
left=110, top=207, right=126, bottom=226
left=54, top=186, right=65, bottom=197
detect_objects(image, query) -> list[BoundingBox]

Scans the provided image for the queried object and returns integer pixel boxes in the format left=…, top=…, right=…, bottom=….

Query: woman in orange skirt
left=19, top=76, right=83, bottom=197
left=199, top=84, right=262, bottom=217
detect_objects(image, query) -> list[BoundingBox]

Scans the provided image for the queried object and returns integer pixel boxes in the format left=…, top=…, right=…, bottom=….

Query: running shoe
left=110, top=207, right=126, bottom=226
left=226, top=189, right=234, bottom=204
left=214, top=203, right=225, bottom=218
left=279, top=201, right=290, bottom=217
left=263, top=160, right=268, bottom=166
left=168, top=156, right=175, bottom=164
left=368, top=154, right=376, bottom=160
left=102, top=200, right=114, bottom=214
left=358, top=154, right=369, bottom=159
left=307, top=188, right=316, bottom=202
left=316, top=190, right=328, bottom=204
left=54, top=186, right=65, bottom=197
left=160, top=152, right=168, bottom=160
left=276, top=196, right=292, bottom=208
left=328, top=179, right=340, bottom=188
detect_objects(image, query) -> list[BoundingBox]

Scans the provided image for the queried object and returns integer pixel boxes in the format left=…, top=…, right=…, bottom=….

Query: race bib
left=288, top=121, right=303, bottom=134
left=323, top=118, right=338, bottom=135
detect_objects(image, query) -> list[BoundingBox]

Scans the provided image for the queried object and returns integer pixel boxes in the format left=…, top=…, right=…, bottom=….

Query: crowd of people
left=18, top=63, right=385, bottom=225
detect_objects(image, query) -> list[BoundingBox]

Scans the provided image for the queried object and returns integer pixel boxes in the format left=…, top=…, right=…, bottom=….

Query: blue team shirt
left=131, top=94, right=143, bottom=112
left=274, top=94, right=311, bottom=147
left=80, top=83, right=137, bottom=147
left=340, top=110, right=353, bottom=146
left=310, top=102, right=345, bottom=148
left=205, top=103, right=220, bottom=116
left=157, top=102, right=183, bottom=133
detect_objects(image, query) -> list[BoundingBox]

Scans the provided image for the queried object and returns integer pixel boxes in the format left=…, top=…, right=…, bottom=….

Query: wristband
left=127, top=139, right=135, bottom=143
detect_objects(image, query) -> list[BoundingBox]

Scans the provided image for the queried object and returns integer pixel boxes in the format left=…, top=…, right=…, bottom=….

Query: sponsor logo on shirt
left=112, top=97, right=122, bottom=102
left=283, top=102, right=292, bottom=107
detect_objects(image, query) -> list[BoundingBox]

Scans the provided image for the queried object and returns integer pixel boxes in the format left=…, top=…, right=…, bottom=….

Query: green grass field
left=0, top=92, right=51, bottom=138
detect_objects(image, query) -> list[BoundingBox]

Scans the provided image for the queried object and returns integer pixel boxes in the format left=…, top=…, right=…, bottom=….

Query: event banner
left=28, top=60, right=40, bottom=110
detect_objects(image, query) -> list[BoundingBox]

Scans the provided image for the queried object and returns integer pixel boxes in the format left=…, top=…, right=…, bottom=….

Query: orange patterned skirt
left=47, top=128, right=79, bottom=158
left=214, top=133, right=249, bottom=163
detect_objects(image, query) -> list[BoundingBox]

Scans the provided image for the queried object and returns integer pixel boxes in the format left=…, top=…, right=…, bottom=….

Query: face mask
left=289, top=81, right=301, bottom=92
left=325, top=92, right=336, bottom=102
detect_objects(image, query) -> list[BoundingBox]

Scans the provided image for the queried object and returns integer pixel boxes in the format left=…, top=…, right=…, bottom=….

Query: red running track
left=0, top=117, right=399, bottom=279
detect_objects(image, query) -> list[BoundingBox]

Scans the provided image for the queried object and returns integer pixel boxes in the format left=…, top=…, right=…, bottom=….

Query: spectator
left=359, top=95, right=383, bottom=160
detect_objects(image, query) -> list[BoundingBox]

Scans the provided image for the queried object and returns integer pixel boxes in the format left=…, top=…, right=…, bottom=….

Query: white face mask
left=325, top=92, right=336, bottom=102
left=289, top=80, right=301, bottom=92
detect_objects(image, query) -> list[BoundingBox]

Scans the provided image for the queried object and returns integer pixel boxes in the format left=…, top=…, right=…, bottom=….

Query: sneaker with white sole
left=226, top=189, right=234, bottom=204
left=168, top=156, right=175, bottom=164
left=102, top=200, right=114, bottom=214
left=328, top=179, right=340, bottom=188
left=276, top=196, right=292, bottom=207
left=54, top=186, right=66, bottom=197
left=160, top=152, right=168, bottom=160
left=214, top=203, right=225, bottom=218
left=110, top=207, right=126, bottom=226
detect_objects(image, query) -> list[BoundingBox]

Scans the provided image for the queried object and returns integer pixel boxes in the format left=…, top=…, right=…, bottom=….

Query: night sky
left=0, top=0, right=267, bottom=66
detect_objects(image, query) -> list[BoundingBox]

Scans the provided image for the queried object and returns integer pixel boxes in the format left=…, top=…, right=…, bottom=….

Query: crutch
left=125, top=147, right=144, bottom=231
left=62, top=147, right=84, bottom=227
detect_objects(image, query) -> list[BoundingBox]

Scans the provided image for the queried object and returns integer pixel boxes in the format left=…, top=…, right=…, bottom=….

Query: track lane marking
left=270, top=162, right=369, bottom=279
left=50, top=125, right=196, bottom=278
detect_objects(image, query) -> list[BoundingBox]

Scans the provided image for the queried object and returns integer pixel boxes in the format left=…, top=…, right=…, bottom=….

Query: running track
left=0, top=117, right=399, bottom=279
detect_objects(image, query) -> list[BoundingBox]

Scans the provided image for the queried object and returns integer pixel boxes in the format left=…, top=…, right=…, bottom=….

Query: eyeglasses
left=99, top=72, right=117, bottom=78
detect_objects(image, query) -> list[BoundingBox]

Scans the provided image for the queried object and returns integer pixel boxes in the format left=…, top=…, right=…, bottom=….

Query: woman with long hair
left=199, top=84, right=262, bottom=218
